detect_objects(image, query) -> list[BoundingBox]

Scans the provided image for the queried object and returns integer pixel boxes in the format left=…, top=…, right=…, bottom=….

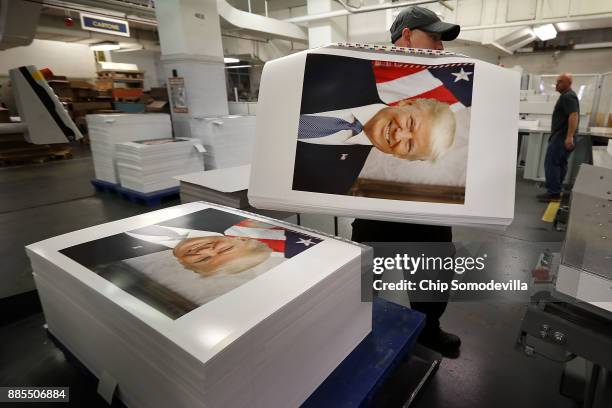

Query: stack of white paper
left=175, top=165, right=250, bottom=208
left=249, top=43, right=519, bottom=229
left=115, top=138, right=205, bottom=193
left=87, top=114, right=172, bottom=183
left=190, top=115, right=256, bottom=169
left=26, top=202, right=371, bottom=408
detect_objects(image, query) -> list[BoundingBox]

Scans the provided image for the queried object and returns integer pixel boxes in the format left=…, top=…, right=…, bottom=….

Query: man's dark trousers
left=351, top=218, right=453, bottom=334
left=544, top=136, right=572, bottom=195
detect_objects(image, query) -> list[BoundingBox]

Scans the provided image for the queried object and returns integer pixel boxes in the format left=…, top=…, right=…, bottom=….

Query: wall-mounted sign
left=80, top=13, right=130, bottom=37
left=168, top=77, right=189, bottom=113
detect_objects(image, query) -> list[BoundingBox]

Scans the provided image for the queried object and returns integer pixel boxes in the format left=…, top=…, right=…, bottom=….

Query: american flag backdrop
left=372, top=61, right=475, bottom=112
left=224, top=219, right=322, bottom=259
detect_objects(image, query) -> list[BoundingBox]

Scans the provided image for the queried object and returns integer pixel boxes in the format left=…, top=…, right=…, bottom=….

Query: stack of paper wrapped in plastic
left=115, top=138, right=205, bottom=193
left=175, top=165, right=250, bottom=208
left=87, top=113, right=172, bottom=184
left=190, top=115, right=256, bottom=170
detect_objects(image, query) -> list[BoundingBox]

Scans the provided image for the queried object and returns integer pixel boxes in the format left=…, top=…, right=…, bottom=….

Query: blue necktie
left=298, top=115, right=363, bottom=139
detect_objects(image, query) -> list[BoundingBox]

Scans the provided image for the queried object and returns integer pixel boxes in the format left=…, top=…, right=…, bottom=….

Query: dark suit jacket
left=293, top=142, right=372, bottom=195
left=294, top=54, right=384, bottom=195
left=300, top=54, right=382, bottom=114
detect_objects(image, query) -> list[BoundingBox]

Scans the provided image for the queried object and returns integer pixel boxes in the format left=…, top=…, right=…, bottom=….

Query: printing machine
left=517, top=164, right=612, bottom=408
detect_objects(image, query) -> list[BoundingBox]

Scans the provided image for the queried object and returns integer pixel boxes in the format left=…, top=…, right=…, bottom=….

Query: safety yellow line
left=542, top=201, right=561, bottom=222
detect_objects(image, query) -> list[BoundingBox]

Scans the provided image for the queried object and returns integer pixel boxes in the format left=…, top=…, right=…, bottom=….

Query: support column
left=306, top=0, right=347, bottom=48
left=155, top=0, right=229, bottom=138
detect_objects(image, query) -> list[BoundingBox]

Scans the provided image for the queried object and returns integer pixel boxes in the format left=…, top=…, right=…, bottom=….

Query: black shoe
left=536, top=193, right=561, bottom=202
left=418, top=328, right=461, bottom=358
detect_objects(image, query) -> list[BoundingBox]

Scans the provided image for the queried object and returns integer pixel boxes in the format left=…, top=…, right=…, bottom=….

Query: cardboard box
left=69, top=80, right=95, bottom=89
left=146, top=100, right=169, bottom=113
left=71, top=101, right=113, bottom=115
left=95, top=80, right=114, bottom=91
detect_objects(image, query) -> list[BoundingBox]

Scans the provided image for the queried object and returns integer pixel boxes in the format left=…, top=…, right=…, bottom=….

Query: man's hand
left=565, top=111, right=578, bottom=151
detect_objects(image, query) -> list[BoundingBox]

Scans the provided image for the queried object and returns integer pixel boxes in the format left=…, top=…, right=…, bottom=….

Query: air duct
left=0, top=0, right=42, bottom=50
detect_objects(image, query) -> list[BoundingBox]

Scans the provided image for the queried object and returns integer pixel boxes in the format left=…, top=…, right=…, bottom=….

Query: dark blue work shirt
left=550, top=89, right=579, bottom=142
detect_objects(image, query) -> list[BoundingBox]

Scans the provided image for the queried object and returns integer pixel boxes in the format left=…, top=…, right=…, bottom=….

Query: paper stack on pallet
left=175, top=165, right=250, bottom=208
left=190, top=115, right=256, bottom=169
left=87, top=114, right=172, bottom=183
left=26, top=202, right=371, bottom=408
left=249, top=43, right=519, bottom=229
left=115, top=138, right=205, bottom=193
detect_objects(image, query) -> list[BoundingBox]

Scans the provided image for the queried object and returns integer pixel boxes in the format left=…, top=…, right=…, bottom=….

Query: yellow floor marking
left=542, top=201, right=561, bottom=222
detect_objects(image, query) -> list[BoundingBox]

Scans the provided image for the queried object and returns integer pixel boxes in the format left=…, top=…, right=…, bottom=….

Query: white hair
left=413, top=98, right=456, bottom=160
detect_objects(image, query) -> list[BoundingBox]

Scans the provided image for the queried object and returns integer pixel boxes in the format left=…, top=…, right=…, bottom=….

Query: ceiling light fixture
left=533, top=24, right=557, bottom=41
left=225, top=65, right=252, bottom=69
left=90, top=41, right=121, bottom=51
left=224, top=57, right=240, bottom=64
left=573, top=41, right=612, bottom=50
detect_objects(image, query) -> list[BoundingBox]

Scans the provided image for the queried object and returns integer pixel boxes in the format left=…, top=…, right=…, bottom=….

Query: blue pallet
left=91, top=179, right=120, bottom=194
left=303, top=298, right=425, bottom=408
left=117, top=185, right=180, bottom=206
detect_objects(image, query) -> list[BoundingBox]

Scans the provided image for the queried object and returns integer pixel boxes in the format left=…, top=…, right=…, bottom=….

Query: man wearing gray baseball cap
left=351, top=6, right=461, bottom=358
left=390, top=6, right=460, bottom=49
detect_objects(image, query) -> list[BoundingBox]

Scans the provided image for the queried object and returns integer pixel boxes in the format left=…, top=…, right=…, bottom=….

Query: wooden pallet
left=117, top=186, right=180, bottom=206
left=91, top=179, right=179, bottom=206
left=0, top=144, right=72, bottom=166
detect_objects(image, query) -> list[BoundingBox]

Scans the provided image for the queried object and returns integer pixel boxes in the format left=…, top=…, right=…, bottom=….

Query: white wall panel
left=541, top=0, right=571, bottom=18
left=570, top=0, right=612, bottom=16
left=506, top=0, right=537, bottom=22
left=0, top=39, right=96, bottom=78
left=456, top=0, right=484, bottom=27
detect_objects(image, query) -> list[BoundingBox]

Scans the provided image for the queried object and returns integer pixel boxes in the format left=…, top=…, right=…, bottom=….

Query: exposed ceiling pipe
left=285, top=0, right=450, bottom=24
left=217, top=0, right=307, bottom=42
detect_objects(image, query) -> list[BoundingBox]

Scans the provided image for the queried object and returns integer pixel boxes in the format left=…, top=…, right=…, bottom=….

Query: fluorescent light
left=533, top=24, right=557, bottom=41
left=574, top=41, right=612, bottom=50
left=224, top=57, right=240, bottom=64
left=225, top=65, right=252, bottom=69
left=90, top=41, right=121, bottom=51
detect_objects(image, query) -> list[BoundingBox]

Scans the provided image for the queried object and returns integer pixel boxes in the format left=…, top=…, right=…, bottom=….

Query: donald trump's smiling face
left=363, top=98, right=455, bottom=160
left=173, top=236, right=272, bottom=276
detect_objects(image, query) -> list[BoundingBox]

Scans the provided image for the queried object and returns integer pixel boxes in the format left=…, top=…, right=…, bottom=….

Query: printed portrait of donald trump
left=293, top=54, right=473, bottom=203
left=60, top=208, right=322, bottom=319
left=127, top=219, right=295, bottom=277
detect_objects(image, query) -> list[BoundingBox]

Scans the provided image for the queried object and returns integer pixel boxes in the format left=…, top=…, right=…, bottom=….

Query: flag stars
left=452, top=68, right=472, bottom=82
left=296, top=238, right=315, bottom=247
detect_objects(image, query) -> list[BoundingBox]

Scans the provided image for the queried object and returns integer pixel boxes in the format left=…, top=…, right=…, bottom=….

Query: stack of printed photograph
left=249, top=44, right=520, bottom=228
left=190, top=115, right=256, bottom=169
left=115, top=138, right=204, bottom=193
left=87, top=113, right=172, bottom=183
left=175, top=165, right=250, bottom=208
left=26, top=202, right=371, bottom=407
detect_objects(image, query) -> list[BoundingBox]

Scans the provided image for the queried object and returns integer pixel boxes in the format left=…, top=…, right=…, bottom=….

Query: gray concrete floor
left=0, top=147, right=579, bottom=407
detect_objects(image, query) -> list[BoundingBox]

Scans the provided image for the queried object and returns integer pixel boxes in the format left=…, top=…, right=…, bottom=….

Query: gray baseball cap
left=390, top=6, right=460, bottom=44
